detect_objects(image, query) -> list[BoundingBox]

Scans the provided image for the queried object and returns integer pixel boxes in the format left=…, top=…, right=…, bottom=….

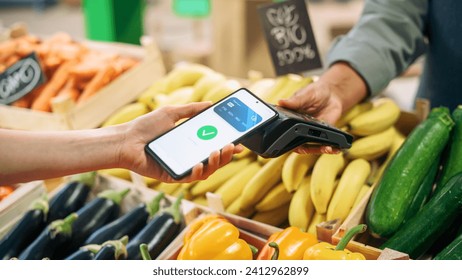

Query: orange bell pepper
left=257, top=226, right=318, bottom=260
left=177, top=215, right=257, bottom=260
left=303, top=224, right=367, bottom=260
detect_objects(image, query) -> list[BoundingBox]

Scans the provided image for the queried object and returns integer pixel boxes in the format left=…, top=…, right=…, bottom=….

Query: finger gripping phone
left=145, top=88, right=278, bottom=180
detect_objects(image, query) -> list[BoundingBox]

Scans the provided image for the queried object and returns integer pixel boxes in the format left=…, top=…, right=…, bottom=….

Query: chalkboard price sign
left=258, top=0, right=322, bottom=76
left=0, top=52, right=46, bottom=105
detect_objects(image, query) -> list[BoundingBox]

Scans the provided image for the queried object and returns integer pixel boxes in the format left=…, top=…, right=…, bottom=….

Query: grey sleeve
left=326, top=0, right=428, bottom=95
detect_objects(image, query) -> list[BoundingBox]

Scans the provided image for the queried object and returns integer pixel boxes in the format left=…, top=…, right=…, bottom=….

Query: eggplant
left=84, top=192, right=165, bottom=245
left=64, top=244, right=101, bottom=260
left=47, top=172, right=96, bottom=223
left=125, top=194, right=184, bottom=260
left=53, top=188, right=131, bottom=259
left=18, top=213, right=78, bottom=260
left=0, top=196, right=49, bottom=260
left=93, top=236, right=129, bottom=260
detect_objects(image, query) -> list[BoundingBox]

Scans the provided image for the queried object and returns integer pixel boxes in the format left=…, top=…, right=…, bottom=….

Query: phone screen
left=145, top=88, right=278, bottom=179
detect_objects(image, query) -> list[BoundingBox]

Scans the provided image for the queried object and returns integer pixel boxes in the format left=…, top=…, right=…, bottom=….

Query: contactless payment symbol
left=197, top=125, right=218, bottom=140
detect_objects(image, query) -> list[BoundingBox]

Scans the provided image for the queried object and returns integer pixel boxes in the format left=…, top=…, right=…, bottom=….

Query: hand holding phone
left=145, top=88, right=278, bottom=180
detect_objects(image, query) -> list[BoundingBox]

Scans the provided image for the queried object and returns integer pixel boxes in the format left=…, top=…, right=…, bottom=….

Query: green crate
left=172, top=0, right=210, bottom=18
left=82, top=0, right=145, bottom=45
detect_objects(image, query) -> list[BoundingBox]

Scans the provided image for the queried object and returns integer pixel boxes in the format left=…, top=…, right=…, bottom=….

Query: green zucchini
left=365, top=107, right=454, bottom=238
left=434, top=232, right=462, bottom=260
left=380, top=172, right=462, bottom=259
left=401, top=156, right=441, bottom=224
left=434, top=105, right=462, bottom=194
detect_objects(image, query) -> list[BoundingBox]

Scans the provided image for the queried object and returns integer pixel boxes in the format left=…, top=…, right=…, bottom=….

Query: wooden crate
left=0, top=37, right=165, bottom=131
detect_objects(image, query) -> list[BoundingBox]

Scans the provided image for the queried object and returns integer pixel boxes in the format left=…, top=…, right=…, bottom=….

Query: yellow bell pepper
left=257, top=226, right=318, bottom=260
left=303, top=224, right=367, bottom=260
left=177, top=215, right=257, bottom=260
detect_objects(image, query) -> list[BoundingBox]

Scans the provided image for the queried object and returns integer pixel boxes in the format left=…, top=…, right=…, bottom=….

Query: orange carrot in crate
left=77, top=64, right=116, bottom=104
left=31, top=60, right=77, bottom=112
left=56, top=77, right=80, bottom=102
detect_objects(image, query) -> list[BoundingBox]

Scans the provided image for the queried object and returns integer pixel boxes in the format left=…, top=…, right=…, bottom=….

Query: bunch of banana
left=101, top=102, right=150, bottom=127
left=326, top=158, right=371, bottom=222
left=162, top=62, right=215, bottom=93
left=288, top=175, right=314, bottom=231
left=254, top=182, right=293, bottom=212
left=281, top=152, right=318, bottom=193
left=239, top=154, right=289, bottom=211
left=214, top=161, right=261, bottom=208
left=346, top=126, right=396, bottom=160
left=190, top=157, right=252, bottom=197
left=335, top=101, right=373, bottom=128
left=251, top=202, right=290, bottom=227
left=348, top=97, right=401, bottom=136
left=310, top=152, right=345, bottom=214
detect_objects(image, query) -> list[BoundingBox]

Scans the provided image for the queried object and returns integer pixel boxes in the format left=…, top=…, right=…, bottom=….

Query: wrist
left=320, top=62, right=368, bottom=113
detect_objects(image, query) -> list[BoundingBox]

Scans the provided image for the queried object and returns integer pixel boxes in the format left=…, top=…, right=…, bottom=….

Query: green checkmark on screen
left=197, top=125, right=218, bottom=140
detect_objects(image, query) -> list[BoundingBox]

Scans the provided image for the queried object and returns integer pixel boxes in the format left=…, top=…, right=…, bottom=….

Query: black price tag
left=0, top=52, right=46, bottom=105
left=258, top=0, right=322, bottom=76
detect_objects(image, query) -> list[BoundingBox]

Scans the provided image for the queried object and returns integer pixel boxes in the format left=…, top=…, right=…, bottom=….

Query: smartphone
left=145, top=88, right=278, bottom=180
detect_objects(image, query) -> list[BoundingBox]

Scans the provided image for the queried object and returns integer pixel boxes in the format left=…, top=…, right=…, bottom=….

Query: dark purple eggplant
left=64, top=244, right=101, bottom=260
left=0, top=196, right=49, bottom=260
left=47, top=172, right=96, bottom=223
left=93, top=236, right=129, bottom=260
left=53, top=188, right=130, bottom=259
left=84, top=192, right=165, bottom=245
left=18, top=213, right=78, bottom=260
left=125, top=194, right=183, bottom=260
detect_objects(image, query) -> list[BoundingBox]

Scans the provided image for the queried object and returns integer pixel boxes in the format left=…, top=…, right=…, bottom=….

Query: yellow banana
left=214, top=162, right=261, bottom=208
left=190, top=157, right=252, bottom=197
left=307, top=212, right=326, bottom=236
left=352, top=184, right=371, bottom=210
left=257, top=155, right=271, bottom=165
left=346, top=126, right=396, bottom=160
left=163, top=63, right=214, bottom=93
left=226, top=196, right=255, bottom=218
left=310, top=153, right=345, bottom=214
left=262, top=75, right=290, bottom=103
left=191, top=196, right=208, bottom=207
left=137, top=81, right=168, bottom=109
left=98, top=168, right=131, bottom=181
left=288, top=175, right=315, bottom=231
left=233, top=146, right=256, bottom=160
left=239, top=154, right=289, bottom=210
left=282, top=152, right=318, bottom=192
left=335, top=101, right=373, bottom=128
left=102, top=102, right=149, bottom=127
left=276, top=75, right=313, bottom=101
left=251, top=202, right=290, bottom=227
left=254, top=182, right=293, bottom=212
left=326, top=158, right=371, bottom=222
left=155, top=182, right=182, bottom=195
left=349, top=98, right=401, bottom=136
left=143, top=176, right=160, bottom=188
left=152, top=86, right=194, bottom=109
left=202, top=79, right=241, bottom=103
left=171, top=183, right=195, bottom=200
left=247, top=78, right=276, bottom=100
left=190, top=72, right=227, bottom=102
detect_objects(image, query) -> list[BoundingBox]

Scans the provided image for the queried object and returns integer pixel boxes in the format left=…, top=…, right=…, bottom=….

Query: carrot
left=31, top=60, right=78, bottom=112
left=77, top=64, right=116, bottom=104
left=5, top=55, right=20, bottom=68
left=56, top=77, right=80, bottom=102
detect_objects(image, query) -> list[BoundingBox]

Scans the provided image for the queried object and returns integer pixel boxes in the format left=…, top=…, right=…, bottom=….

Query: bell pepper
left=182, top=214, right=226, bottom=244
left=303, top=224, right=367, bottom=260
left=177, top=216, right=257, bottom=260
left=257, top=226, right=318, bottom=260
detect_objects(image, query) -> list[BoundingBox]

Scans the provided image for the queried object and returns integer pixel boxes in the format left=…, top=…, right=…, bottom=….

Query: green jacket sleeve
left=326, top=0, right=428, bottom=95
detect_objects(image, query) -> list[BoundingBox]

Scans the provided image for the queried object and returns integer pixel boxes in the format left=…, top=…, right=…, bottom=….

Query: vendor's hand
left=278, top=63, right=368, bottom=155
left=118, top=102, right=243, bottom=183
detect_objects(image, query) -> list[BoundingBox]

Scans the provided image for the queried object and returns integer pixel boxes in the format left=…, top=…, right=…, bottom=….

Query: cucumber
left=434, top=105, right=462, bottom=194
left=380, top=172, right=462, bottom=259
left=433, top=231, right=462, bottom=260
left=365, top=107, right=454, bottom=238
